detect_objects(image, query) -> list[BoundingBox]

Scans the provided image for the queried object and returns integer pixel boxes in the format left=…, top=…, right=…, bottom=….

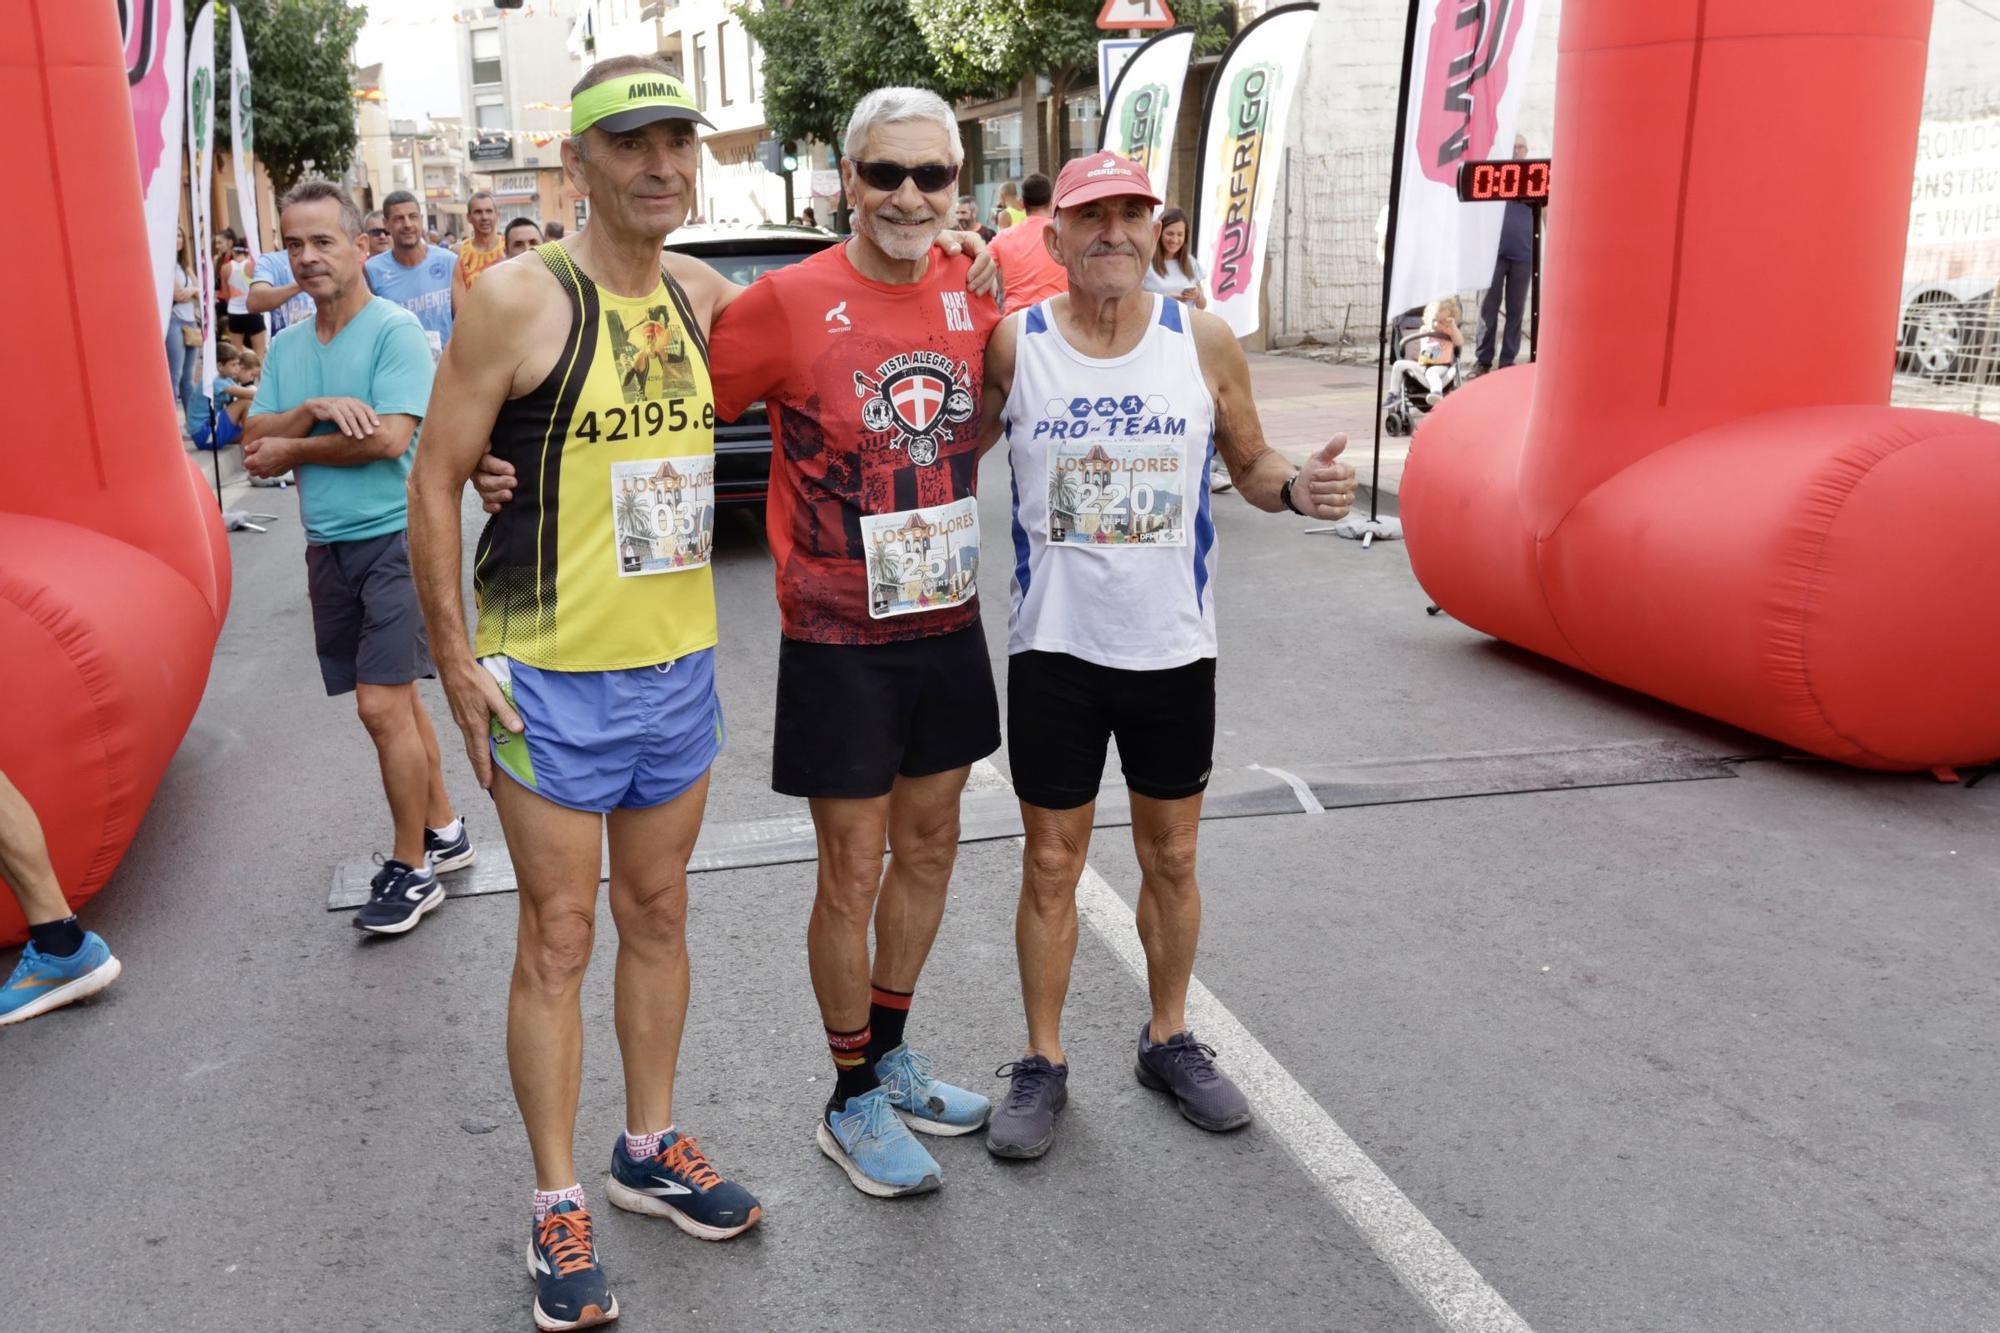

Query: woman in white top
left=1141, top=207, right=1205, bottom=309
left=167, top=227, right=202, bottom=424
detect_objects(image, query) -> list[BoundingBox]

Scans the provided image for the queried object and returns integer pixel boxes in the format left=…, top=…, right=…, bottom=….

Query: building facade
left=457, top=0, right=584, bottom=233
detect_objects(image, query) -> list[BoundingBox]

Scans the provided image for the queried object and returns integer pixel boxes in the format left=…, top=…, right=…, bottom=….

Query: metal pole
left=1369, top=0, right=1423, bottom=525
left=1529, top=205, right=1543, bottom=363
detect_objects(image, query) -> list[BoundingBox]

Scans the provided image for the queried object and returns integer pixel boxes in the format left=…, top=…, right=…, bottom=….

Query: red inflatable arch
left=1401, top=0, right=2000, bottom=772
left=0, top=0, right=231, bottom=944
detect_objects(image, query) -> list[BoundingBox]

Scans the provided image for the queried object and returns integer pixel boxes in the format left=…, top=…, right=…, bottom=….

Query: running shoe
left=0, top=933, right=121, bottom=1027
left=526, top=1200, right=617, bottom=1331
left=605, top=1129, right=762, bottom=1241
left=875, top=1042, right=992, bottom=1136
left=815, top=1086, right=942, bottom=1198
left=1135, top=1024, right=1252, bottom=1132
left=985, top=1055, right=1069, bottom=1160
left=352, top=858, right=443, bottom=935
left=425, top=822, right=477, bottom=874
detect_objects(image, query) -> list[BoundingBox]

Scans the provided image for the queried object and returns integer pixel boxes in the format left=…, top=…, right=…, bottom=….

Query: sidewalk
left=1246, top=351, right=1406, bottom=512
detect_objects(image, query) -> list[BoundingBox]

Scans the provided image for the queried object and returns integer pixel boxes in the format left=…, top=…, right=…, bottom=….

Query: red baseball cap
left=1052, top=152, right=1163, bottom=210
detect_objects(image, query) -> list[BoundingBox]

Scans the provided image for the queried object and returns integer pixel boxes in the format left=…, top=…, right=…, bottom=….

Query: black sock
left=28, top=916, right=85, bottom=958
left=864, top=984, right=914, bottom=1067
left=827, top=1024, right=877, bottom=1115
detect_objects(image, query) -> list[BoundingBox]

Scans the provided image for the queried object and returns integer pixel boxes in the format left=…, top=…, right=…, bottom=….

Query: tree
left=189, top=0, right=369, bottom=192
left=735, top=0, right=990, bottom=150
left=911, top=0, right=1232, bottom=164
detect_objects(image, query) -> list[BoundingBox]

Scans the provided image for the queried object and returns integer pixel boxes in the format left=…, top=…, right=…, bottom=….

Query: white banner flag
left=230, top=7, right=262, bottom=260
left=187, top=3, right=218, bottom=394
left=1386, top=0, right=1545, bottom=317
left=1100, top=27, right=1195, bottom=206
left=125, top=0, right=187, bottom=335
left=1192, top=3, right=1318, bottom=339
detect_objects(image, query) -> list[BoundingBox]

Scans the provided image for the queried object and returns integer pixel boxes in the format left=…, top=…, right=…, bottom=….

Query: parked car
left=663, top=224, right=839, bottom=505
left=1897, top=277, right=1999, bottom=382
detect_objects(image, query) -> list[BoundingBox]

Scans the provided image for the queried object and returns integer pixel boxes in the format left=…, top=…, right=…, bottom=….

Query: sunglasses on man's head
left=847, top=159, right=959, bottom=193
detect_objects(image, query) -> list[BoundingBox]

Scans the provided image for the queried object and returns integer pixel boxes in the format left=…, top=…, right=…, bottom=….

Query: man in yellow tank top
left=408, top=58, right=753, bottom=1333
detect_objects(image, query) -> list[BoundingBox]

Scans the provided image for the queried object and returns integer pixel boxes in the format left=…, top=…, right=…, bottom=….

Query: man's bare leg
left=493, top=772, right=604, bottom=1191
left=1129, top=791, right=1205, bottom=1041
left=355, top=681, right=430, bottom=867
left=606, top=774, right=708, bottom=1135
left=0, top=771, right=71, bottom=925
left=870, top=765, right=971, bottom=992
left=409, top=692, right=455, bottom=830
left=1015, top=800, right=1097, bottom=1065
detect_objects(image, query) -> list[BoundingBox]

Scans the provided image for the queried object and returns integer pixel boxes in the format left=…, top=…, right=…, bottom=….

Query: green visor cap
left=571, top=72, right=714, bottom=135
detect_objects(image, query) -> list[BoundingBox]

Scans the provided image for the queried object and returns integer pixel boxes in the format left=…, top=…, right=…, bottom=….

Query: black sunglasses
left=847, top=158, right=960, bottom=193
left=365, top=227, right=390, bottom=237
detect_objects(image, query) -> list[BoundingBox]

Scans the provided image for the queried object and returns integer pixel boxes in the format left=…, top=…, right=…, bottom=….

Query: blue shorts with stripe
left=485, top=650, right=723, bottom=814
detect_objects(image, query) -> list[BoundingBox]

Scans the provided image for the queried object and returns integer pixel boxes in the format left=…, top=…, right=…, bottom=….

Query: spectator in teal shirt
left=244, top=180, right=474, bottom=937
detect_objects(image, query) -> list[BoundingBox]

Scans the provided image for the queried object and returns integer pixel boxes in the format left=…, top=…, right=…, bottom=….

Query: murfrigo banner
left=230, top=6, right=263, bottom=260
left=187, top=2, right=218, bottom=392
left=1387, top=0, right=1545, bottom=316
left=124, top=0, right=187, bottom=334
left=1099, top=26, right=1196, bottom=206
left=1192, top=3, right=1318, bottom=339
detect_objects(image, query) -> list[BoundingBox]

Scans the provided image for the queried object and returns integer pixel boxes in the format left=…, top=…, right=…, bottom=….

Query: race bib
left=612, top=455, right=715, bottom=576
left=1047, top=438, right=1188, bottom=547
left=858, top=495, right=979, bottom=619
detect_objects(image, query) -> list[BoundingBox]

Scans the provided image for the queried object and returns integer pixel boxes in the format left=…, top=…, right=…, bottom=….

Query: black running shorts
left=1007, top=650, right=1216, bottom=811
left=772, top=621, right=1001, bottom=799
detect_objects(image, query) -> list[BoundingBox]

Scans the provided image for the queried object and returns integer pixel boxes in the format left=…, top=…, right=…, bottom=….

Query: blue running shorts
left=482, top=651, right=723, bottom=813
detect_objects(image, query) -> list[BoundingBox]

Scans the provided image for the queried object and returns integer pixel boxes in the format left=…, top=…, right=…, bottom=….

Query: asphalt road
left=4, top=450, right=1996, bottom=1333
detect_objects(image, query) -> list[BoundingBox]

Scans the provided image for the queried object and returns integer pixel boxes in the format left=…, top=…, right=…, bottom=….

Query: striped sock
left=827, top=1023, right=876, bottom=1110
left=624, top=1126, right=674, bottom=1161
left=864, top=984, right=913, bottom=1067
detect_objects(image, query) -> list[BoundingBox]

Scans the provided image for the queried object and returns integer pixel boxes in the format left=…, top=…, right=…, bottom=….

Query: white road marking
left=1250, top=762, right=1326, bottom=814
left=972, top=758, right=1533, bottom=1333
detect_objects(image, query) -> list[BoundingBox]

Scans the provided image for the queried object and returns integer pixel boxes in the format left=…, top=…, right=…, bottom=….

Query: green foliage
left=911, top=0, right=1234, bottom=90
left=188, top=0, right=368, bottom=191
left=736, top=0, right=988, bottom=149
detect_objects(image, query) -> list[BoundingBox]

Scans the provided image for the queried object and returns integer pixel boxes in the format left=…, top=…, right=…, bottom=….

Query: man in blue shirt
left=1476, top=133, right=1536, bottom=375
left=245, top=180, right=475, bottom=936
left=364, top=189, right=459, bottom=361
left=248, top=245, right=319, bottom=338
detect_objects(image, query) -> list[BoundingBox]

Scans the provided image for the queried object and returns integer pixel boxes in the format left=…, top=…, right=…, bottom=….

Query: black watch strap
left=1282, top=471, right=1304, bottom=516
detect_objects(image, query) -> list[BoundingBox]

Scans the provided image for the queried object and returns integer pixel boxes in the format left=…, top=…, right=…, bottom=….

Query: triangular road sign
left=1097, top=0, right=1176, bottom=30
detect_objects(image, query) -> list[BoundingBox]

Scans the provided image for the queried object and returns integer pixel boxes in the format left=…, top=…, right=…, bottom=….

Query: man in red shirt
left=986, top=171, right=1066, bottom=312
left=706, top=86, right=1002, bottom=1199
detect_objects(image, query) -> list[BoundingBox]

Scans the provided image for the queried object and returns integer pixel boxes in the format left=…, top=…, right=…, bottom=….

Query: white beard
left=864, top=210, right=942, bottom=261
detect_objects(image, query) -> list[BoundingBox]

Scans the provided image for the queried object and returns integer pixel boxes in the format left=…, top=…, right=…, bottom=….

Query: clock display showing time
left=1455, top=158, right=1551, bottom=205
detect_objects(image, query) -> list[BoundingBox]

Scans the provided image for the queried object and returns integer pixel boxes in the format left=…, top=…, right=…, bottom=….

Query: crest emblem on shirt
left=853, top=350, right=975, bottom=466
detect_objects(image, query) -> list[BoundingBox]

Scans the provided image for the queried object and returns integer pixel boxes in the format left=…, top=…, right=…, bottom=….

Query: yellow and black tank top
left=474, top=243, right=719, bottom=670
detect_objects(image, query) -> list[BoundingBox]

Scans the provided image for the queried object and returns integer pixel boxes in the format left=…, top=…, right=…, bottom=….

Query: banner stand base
left=222, top=510, right=277, bottom=533
left=1312, top=516, right=1404, bottom=545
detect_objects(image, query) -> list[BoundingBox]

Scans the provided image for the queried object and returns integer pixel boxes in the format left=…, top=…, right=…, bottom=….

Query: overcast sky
left=352, top=0, right=464, bottom=126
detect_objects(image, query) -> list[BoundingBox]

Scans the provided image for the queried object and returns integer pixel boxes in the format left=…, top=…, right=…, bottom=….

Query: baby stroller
left=1381, top=305, right=1465, bottom=437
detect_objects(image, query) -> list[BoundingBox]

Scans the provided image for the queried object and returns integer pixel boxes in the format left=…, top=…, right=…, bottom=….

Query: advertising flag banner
left=125, top=0, right=187, bottom=334
left=230, top=6, right=262, bottom=260
left=1191, top=3, right=1318, bottom=338
left=1099, top=27, right=1195, bottom=205
left=1386, top=0, right=1544, bottom=316
left=187, top=3, right=218, bottom=393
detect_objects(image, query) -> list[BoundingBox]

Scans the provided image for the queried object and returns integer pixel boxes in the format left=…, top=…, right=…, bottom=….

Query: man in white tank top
left=974, top=153, right=1357, bottom=1159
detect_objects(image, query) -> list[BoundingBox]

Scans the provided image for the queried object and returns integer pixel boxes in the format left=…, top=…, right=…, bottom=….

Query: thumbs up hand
left=1291, top=434, right=1358, bottom=520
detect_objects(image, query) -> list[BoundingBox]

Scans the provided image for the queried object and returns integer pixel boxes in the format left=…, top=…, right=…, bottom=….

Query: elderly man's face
left=1048, top=194, right=1157, bottom=298
left=1513, top=134, right=1529, bottom=160
left=842, top=119, right=956, bottom=263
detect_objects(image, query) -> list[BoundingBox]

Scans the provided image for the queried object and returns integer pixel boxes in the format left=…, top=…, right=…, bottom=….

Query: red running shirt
left=711, top=245, right=1002, bottom=644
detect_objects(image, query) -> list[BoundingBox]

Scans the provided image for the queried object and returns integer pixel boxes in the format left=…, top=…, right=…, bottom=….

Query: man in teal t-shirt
left=244, top=180, right=475, bottom=937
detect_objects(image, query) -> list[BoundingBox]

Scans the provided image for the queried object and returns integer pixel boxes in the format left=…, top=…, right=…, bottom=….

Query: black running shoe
left=425, top=822, right=476, bottom=874
left=352, top=859, right=443, bottom=935
left=1135, top=1024, right=1251, bottom=1132
left=527, top=1201, right=618, bottom=1330
left=986, top=1056, right=1069, bottom=1160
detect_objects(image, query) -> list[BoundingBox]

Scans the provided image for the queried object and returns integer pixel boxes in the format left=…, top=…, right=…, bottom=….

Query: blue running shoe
left=875, top=1042, right=992, bottom=1136
left=353, top=859, right=443, bottom=935
left=0, top=933, right=121, bottom=1027
left=526, top=1200, right=618, bottom=1331
left=815, top=1087, right=942, bottom=1198
left=424, top=822, right=476, bottom=875
left=605, top=1130, right=762, bottom=1241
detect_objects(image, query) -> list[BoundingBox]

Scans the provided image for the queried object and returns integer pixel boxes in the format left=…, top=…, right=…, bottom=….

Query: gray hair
left=845, top=87, right=964, bottom=165
left=278, top=179, right=364, bottom=238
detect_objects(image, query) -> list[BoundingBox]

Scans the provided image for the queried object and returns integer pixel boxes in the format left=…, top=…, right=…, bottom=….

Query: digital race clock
left=1455, top=158, right=1551, bottom=205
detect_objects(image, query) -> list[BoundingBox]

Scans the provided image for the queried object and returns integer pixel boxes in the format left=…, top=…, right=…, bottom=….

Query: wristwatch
left=1281, top=471, right=1305, bottom=516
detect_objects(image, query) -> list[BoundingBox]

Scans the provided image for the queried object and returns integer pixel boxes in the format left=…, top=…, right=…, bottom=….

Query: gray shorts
left=304, top=530, right=434, bottom=696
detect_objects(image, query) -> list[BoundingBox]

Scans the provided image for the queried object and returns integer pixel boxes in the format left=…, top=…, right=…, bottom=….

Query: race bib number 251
left=858, top=495, right=979, bottom=620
